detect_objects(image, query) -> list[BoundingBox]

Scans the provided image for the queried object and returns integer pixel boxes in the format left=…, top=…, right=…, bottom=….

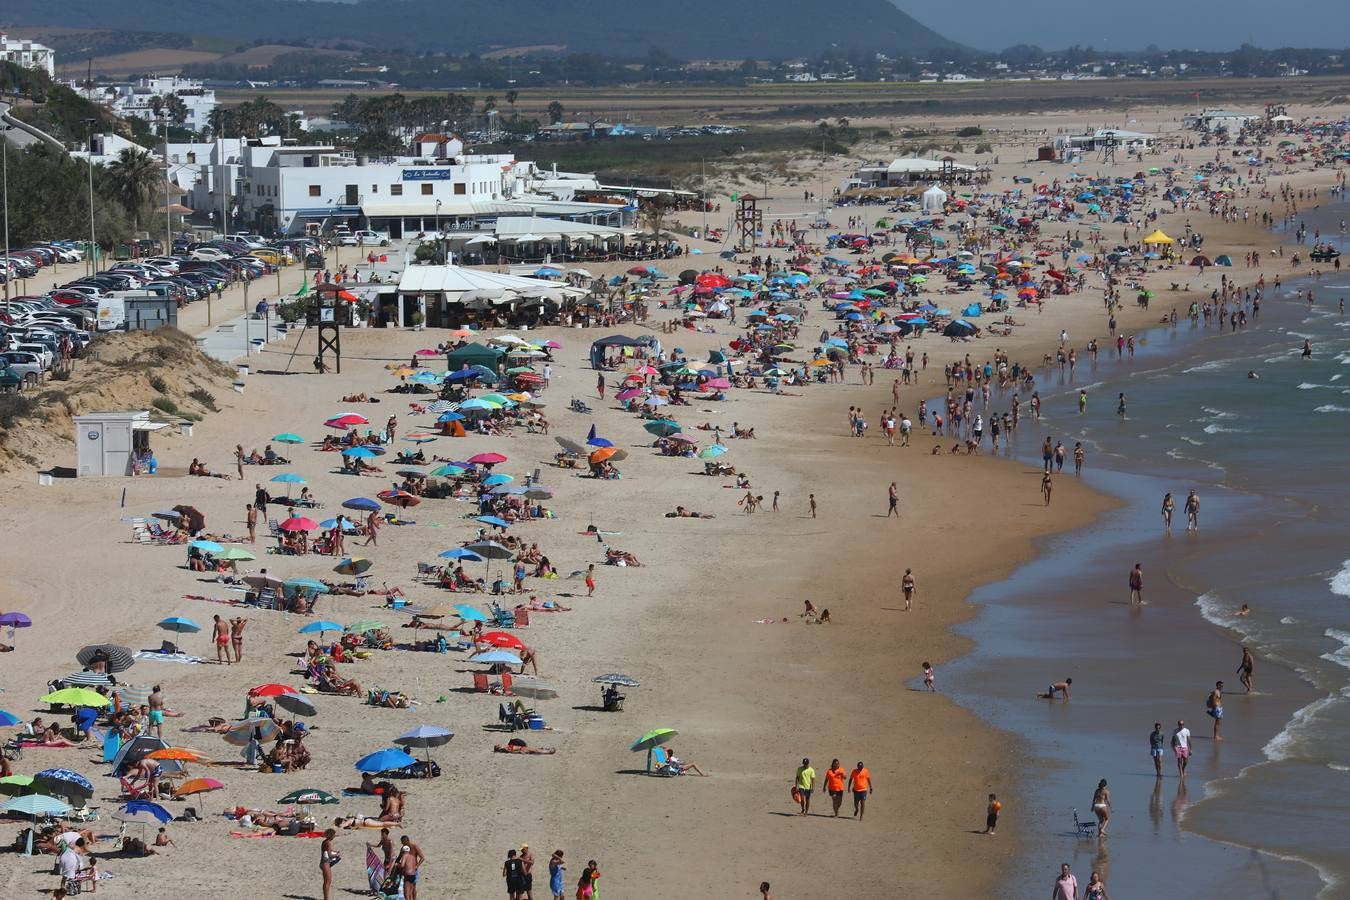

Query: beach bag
left=790, top=786, right=802, bottom=804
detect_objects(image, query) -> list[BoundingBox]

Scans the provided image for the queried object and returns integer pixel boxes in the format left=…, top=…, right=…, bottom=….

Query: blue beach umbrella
left=342, top=447, right=378, bottom=458
left=115, top=800, right=174, bottom=824
left=476, top=515, right=510, bottom=528
left=439, top=548, right=484, bottom=562
left=299, top=621, right=343, bottom=636
left=482, top=473, right=514, bottom=486
left=158, top=617, right=201, bottom=635
left=342, top=497, right=381, bottom=512
left=0, top=711, right=20, bottom=727
left=453, top=604, right=489, bottom=622
left=354, top=748, right=418, bottom=773
left=286, top=578, right=331, bottom=593
left=188, top=540, right=223, bottom=554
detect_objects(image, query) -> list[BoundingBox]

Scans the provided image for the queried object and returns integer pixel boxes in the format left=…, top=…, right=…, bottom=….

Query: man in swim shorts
left=147, top=685, right=165, bottom=739
left=1207, top=681, right=1224, bottom=740
left=213, top=615, right=231, bottom=665
left=1149, top=722, right=1165, bottom=777
left=1172, top=720, right=1191, bottom=778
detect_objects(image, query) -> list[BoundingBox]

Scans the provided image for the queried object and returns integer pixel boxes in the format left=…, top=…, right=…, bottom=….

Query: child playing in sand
left=923, top=662, right=936, bottom=692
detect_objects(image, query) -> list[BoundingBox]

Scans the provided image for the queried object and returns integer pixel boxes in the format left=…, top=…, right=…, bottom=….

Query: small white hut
left=921, top=184, right=948, bottom=213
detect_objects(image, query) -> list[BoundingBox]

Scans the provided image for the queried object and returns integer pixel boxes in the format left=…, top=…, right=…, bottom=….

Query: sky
left=901, top=0, right=1350, bottom=52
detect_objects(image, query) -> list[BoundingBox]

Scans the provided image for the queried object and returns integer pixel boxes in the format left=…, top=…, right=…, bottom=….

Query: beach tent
left=921, top=185, right=948, bottom=213
left=963, top=304, right=983, bottom=317
left=1141, top=229, right=1174, bottom=245
left=943, top=320, right=978, bottom=337
left=589, top=335, right=661, bottom=369
left=445, top=343, right=504, bottom=373
left=110, top=735, right=184, bottom=777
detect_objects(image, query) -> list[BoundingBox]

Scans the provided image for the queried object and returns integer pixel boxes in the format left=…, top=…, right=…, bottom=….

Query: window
left=454, top=183, right=466, bottom=195
left=371, top=184, right=379, bottom=193
left=421, top=184, right=433, bottom=195
left=308, top=185, right=320, bottom=197
left=391, top=184, right=403, bottom=196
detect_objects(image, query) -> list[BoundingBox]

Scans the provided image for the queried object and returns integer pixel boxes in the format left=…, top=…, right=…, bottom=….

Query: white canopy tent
left=921, top=185, right=948, bottom=212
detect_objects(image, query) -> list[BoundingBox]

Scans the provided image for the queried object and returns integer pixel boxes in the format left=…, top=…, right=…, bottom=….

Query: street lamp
left=83, top=118, right=98, bottom=276
left=435, top=199, right=443, bottom=263
left=2, top=123, right=11, bottom=311
left=160, top=111, right=172, bottom=255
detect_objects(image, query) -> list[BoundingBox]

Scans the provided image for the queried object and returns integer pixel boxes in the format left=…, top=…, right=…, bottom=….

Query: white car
left=341, top=229, right=391, bottom=247
left=190, top=247, right=232, bottom=262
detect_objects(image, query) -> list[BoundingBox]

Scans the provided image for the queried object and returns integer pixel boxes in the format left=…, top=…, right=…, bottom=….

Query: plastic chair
left=472, top=672, right=490, bottom=693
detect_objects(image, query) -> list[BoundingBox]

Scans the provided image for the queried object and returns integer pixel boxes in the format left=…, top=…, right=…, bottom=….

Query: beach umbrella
left=345, top=619, right=386, bottom=635
left=393, top=725, right=455, bottom=762
left=403, top=433, right=437, bottom=443
left=157, top=617, right=201, bottom=635
left=248, top=684, right=298, bottom=698
left=272, top=433, right=305, bottom=444
left=471, top=650, right=522, bottom=666
left=74, top=645, right=135, bottom=674
left=354, top=748, right=417, bottom=773
left=270, top=473, right=306, bottom=485
left=146, top=747, right=208, bottom=763
left=644, top=420, right=681, bottom=437
left=33, top=768, right=94, bottom=801
left=173, top=777, right=224, bottom=798
left=425, top=400, right=454, bottom=414
left=523, top=487, right=553, bottom=500
left=279, top=516, right=320, bottom=532
left=0, top=612, right=31, bottom=633
left=113, top=800, right=173, bottom=824
left=342, top=497, right=381, bottom=512
left=631, top=727, right=679, bottom=772
left=377, top=489, right=419, bottom=508
left=60, top=671, right=113, bottom=687
left=335, top=557, right=373, bottom=576
left=274, top=693, right=317, bottom=717
left=465, top=541, right=513, bottom=560
left=188, top=539, right=224, bottom=554
left=218, top=547, right=256, bottom=562
left=325, top=414, right=369, bottom=428
left=222, top=718, right=281, bottom=747
left=468, top=452, right=508, bottom=465
left=0, top=774, right=33, bottom=796
left=4, top=794, right=70, bottom=853
left=286, top=578, right=331, bottom=594
left=475, top=515, right=510, bottom=529
left=667, top=434, right=696, bottom=444
left=510, top=677, right=559, bottom=700
left=341, top=446, right=379, bottom=459
left=593, top=674, right=641, bottom=687
left=481, top=631, right=525, bottom=650
left=113, top=684, right=152, bottom=707
left=453, top=604, right=489, bottom=622
left=430, top=464, right=466, bottom=477
left=278, top=789, right=339, bottom=806
left=589, top=447, right=618, bottom=464
left=482, top=473, right=514, bottom=486
left=615, top=388, right=643, bottom=402
left=299, top=620, right=343, bottom=636
left=244, top=573, right=285, bottom=590
left=439, top=548, right=484, bottom=562
left=0, top=711, right=21, bottom=727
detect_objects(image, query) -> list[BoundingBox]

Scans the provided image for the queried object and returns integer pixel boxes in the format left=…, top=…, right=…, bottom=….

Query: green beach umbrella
left=631, top=727, right=679, bottom=773
left=273, top=433, right=305, bottom=444
left=218, top=547, right=257, bottom=562
left=278, top=788, right=339, bottom=805
left=39, top=688, right=110, bottom=708
left=345, top=620, right=386, bottom=634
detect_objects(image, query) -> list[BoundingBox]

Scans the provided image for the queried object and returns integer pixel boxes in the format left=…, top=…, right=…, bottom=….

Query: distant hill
left=4, top=0, right=958, bottom=59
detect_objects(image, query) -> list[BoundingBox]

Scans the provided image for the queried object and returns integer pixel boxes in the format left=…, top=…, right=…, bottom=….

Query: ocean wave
left=1333, top=374, right=1345, bottom=381
left=1200, top=407, right=1236, bottom=419
left=1298, top=382, right=1332, bottom=390
left=1203, top=423, right=1249, bottom=434
left=1262, top=693, right=1341, bottom=762
left=1196, top=591, right=1233, bottom=627
left=1322, top=628, right=1350, bottom=671
left=1184, top=359, right=1236, bottom=374
left=1180, top=436, right=1205, bottom=446
left=1314, top=404, right=1350, bottom=414
left=1281, top=616, right=1300, bottom=625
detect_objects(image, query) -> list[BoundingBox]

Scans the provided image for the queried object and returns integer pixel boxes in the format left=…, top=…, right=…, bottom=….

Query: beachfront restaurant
left=443, top=216, right=643, bottom=265
left=395, top=264, right=588, bottom=329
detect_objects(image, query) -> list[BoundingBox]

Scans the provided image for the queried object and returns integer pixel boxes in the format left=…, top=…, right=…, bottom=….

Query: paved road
left=1, top=100, right=64, bottom=152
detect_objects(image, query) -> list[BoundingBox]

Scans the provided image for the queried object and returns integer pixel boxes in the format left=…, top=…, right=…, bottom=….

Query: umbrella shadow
left=570, top=704, right=607, bottom=713
left=614, top=768, right=663, bottom=776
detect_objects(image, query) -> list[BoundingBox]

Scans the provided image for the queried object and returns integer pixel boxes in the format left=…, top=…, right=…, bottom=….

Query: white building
left=850, top=157, right=978, bottom=188
left=69, top=132, right=153, bottom=166
left=114, top=77, right=217, bottom=133
left=1184, top=109, right=1255, bottom=133
left=229, top=134, right=631, bottom=237
left=1054, top=129, right=1156, bottom=155
left=0, top=33, right=55, bottom=77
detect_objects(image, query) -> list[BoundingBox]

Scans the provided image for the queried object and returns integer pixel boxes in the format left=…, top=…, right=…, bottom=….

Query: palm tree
left=106, top=147, right=161, bottom=233
left=505, top=89, right=519, bottom=120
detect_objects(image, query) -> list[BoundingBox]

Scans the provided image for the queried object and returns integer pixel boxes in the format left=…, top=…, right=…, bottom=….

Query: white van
left=96, top=290, right=159, bottom=331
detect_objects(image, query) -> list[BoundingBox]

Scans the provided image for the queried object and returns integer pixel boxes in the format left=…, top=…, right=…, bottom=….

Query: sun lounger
left=650, top=747, right=681, bottom=777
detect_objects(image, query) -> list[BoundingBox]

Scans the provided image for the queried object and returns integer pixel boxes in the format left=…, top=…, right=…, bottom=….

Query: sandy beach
left=0, top=99, right=1344, bottom=899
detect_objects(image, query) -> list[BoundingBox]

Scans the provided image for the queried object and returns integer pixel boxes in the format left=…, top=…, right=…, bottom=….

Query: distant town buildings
left=73, top=76, right=219, bottom=133
left=0, top=33, right=55, bottom=77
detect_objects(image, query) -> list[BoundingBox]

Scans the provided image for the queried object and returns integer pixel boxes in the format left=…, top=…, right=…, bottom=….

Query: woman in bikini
left=1091, top=779, right=1112, bottom=836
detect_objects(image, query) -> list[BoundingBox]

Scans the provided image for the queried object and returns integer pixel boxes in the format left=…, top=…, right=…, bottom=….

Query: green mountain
left=6, top=0, right=958, bottom=59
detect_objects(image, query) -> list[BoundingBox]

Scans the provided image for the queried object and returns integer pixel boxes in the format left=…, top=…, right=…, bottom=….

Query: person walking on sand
left=1053, top=863, right=1079, bottom=900
left=212, top=615, right=230, bottom=665
left=1172, top=720, right=1192, bottom=778
left=398, top=835, right=425, bottom=900
left=1184, top=489, right=1200, bottom=531
left=923, top=661, right=935, bottom=691
left=1091, top=779, right=1112, bottom=836
left=824, top=758, right=847, bottom=817
left=1042, top=471, right=1053, bottom=506
left=982, top=793, right=1001, bottom=835
left=1073, top=442, right=1084, bottom=476
left=848, top=761, right=872, bottom=819
left=772, top=490, right=779, bottom=513
left=585, top=564, right=596, bottom=597
left=794, top=758, right=816, bottom=815
left=596, top=372, right=605, bottom=400
left=319, top=828, right=339, bottom=900
left=363, top=510, right=381, bottom=547
left=902, top=568, right=916, bottom=611
left=1149, top=722, right=1166, bottom=777
left=245, top=503, right=258, bottom=544
left=1117, top=392, right=1127, bottom=418
left=1207, top=681, right=1224, bottom=740
left=1161, top=493, right=1175, bottom=532
left=230, top=616, right=248, bottom=663
left=1238, top=646, right=1255, bottom=693
left=808, top=493, right=817, bottom=518
left=1129, top=564, right=1143, bottom=605
left=887, top=482, right=899, bottom=518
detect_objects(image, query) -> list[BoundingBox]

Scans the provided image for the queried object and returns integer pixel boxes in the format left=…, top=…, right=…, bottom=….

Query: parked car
left=342, top=229, right=391, bottom=247
left=0, top=351, right=45, bottom=385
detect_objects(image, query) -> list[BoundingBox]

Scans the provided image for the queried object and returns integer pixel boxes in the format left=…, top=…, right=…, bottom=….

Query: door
left=345, top=184, right=359, bottom=206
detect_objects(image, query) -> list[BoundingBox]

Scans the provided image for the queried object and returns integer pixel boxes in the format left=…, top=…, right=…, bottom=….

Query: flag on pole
left=296, top=274, right=310, bottom=298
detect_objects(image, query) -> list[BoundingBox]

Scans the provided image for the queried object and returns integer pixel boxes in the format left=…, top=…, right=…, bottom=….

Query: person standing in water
left=1184, top=490, right=1200, bottom=531
left=1116, top=392, right=1127, bottom=418
left=1238, top=646, right=1255, bottom=693
left=1149, top=722, right=1165, bottom=777
left=1091, top=779, right=1112, bottom=836
left=1172, top=720, right=1192, bottom=778
left=1161, top=493, right=1175, bottom=532
left=1129, top=563, right=1143, bottom=605
left=1207, top=681, right=1224, bottom=740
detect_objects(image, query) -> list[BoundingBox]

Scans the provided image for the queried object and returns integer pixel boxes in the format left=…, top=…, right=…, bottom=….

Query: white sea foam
left=1333, top=374, right=1345, bottom=382
left=1262, top=693, right=1341, bottom=761
left=1180, top=436, right=1205, bottom=446
left=1314, top=404, right=1350, bottom=414
left=1184, top=359, right=1234, bottom=374
left=1203, top=423, right=1248, bottom=434
left=1322, top=628, right=1350, bottom=671
left=1196, top=591, right=1230, bottom=626
left=1298, top=382, right=1330, bottom=390
left=1281, top=616, right=1300, bottom=625
left=1200, top=406, right=1236, bottom=419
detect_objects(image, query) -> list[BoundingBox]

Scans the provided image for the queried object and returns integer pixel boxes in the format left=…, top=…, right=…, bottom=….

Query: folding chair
left=1072, top=808, right=1097, bottom=838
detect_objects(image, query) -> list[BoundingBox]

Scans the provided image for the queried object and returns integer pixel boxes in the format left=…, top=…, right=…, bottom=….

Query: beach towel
left=134, top=651, right=204, bottom=665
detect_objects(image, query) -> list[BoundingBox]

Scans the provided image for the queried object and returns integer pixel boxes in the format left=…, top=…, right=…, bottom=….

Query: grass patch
left=151, top=396, right=179, bottom=416
left=149, top=374, right=168, bottom=393
left=188, top=387, right=218, bottom=411
left=0, top=395, right=38, bottom=430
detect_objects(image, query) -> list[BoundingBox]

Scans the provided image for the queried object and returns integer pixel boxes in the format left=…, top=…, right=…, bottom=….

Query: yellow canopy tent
left=1142, top=229, right=1175, bottom=245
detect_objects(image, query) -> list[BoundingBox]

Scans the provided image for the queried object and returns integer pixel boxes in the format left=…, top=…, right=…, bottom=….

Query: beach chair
left=267, top=519, right=282, bottom=537
left=472, top=672, right=490, bottom=693
left=415, top=562, right=442, bottom=582
left=1071, top=808, right=1097, bottom=838
left=650, top=747, right=681, bottom=777
left=118, top=777, right=150, bottom=800
left=490, top=604, right=516, bottom=628
left=497, top=672, right=514, bottom=696
left=129, top=517, right=151, bottom=543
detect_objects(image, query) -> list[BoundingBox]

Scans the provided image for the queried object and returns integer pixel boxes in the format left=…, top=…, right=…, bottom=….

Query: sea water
left=942, top=218, right=1350, bottom=896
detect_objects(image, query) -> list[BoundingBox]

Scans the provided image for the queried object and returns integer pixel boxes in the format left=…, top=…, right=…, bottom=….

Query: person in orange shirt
left=848, top=761, right=873, bottom=820
left=824, top=759, right=848, bottom=817
left=983, top=793, right=1002, bottom=835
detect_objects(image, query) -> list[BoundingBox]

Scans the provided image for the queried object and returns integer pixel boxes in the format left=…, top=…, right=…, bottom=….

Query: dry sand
left=0, top=100, right=1340, bottom=898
